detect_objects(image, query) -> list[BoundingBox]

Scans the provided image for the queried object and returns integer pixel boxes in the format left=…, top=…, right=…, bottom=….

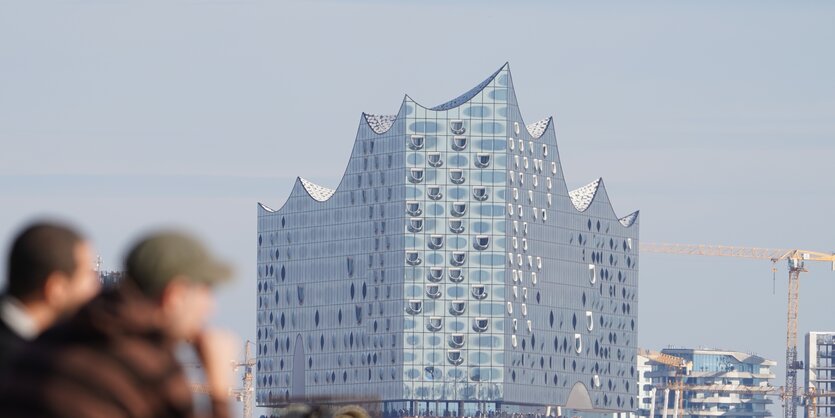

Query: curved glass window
left=408, top=168, right=424, bottom=183
left=450, top=252, right=467, bottom=266
left=450, top=120, right=465, bottom=135
left=574, top=333, right=583, bottom=353
left=428, top=235, right=445, bottom=250
left=427, top=267, right=444, bottom=282
left=473, top=187, right=488, bottom=201
left=427, top=152, right=442, bottom=167
left=447, top=350, right=464, bottom=366
left=405, top=300, right=422, bottom=315
left=451, top=202, right=467, bottom=217
left=471, top=284, right=487, bottom=300
left=409, top=135, right=425, bottom=150
left=474, top=153, right=491, bottom=168
left=589, top=264, right=597, bottom=284
left=406, top=201, right=421, bottom=216
left=449, top=169, right=465, bottom=184
left=449, top=300, right=466, bottom=316
left=451, top=135, right=467, bottom=151
left=472, top=318, right=489, bottom=333
left=473, top=235, right=490, bottom=251
left=427, top=186, right=443, bottom=200
left=405, top=251, right=422, bottom=266
left=449, top=334, right=465, bottom=348
left=426, top=317, right=443, bottom=332
left=508, top=137, right=515, bottom=150
left=448, top=268, right=464, bottom=283
left=507, top=302, right=513, bottom=314
left=514, top=122, right=520, bottom=135
left=449, top=219, right=465, bottom=234
left=407, top=218, right=423, bottom=233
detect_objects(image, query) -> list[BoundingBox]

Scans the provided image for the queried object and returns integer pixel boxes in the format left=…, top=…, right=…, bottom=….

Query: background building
left=256, top=64, right=639, bottom=416
left=646, top=348, right=775, bottom=418
left=806, top=332, right=835, bottom=418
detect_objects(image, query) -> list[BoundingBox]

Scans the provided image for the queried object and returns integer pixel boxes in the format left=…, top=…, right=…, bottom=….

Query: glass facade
left=256, top=64, right=640, bottom=415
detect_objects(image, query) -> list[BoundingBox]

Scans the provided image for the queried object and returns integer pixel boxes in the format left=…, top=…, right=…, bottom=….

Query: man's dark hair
left=5, top=222, right=84, bottom=300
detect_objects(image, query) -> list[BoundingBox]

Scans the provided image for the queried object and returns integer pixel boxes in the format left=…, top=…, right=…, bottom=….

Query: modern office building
left=806, top=332, right=835, bottom=418
left=646, top=348, right=775, bottom=418
left=256, top=64, right=640, bottom=416
left=635, top=353, right=653, bottom=418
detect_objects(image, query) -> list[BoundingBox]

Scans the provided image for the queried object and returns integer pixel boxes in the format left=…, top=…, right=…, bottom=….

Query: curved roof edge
left=404, top=62, right=508, bottom=112
left=618, top=210, right=639, bottom=227
left=568, top=178, right=602, bottom=212
left=526, top=117, right=552, bottom=139
left=362, top=113, right=398, bottom=134
left=299, top=177, right=336, bottom=202
left=258, top=202, right=276, bottom=213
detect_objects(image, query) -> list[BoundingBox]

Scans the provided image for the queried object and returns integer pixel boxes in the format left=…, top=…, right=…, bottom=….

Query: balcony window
left=450, top=252, right=467, bottom=266
left=426, top=284, right=442, bottom=299
left=509, top=171, right=516, bottom=184
left=518, top=139, right=524, bottom=152
left=451, top=136, right=467, bottom=151
left=407, top=218, right=423, bottom=233
left=475, top=153, right=490, bottom=168
left=408, top=135, right=424, bottom=150
left=527, top=255, right=533, bottom=268
left=427, top=268, right=444, bottom=282
left=427, top=152, right=442, bottom=167
left=472, top=318, right=489, bottom=333
left=574, top=333, right=583, bottom=353
left=522, top=287, right=528, bottom=300
left=427, top=317, right=443, bottom=332
left=531, top=272, right=537, bottom=285
left=523, top=222, right=529, bottom=235
left=551, top=161, right=557, bottom=175
left=514, top=155, right=519, bottom=169
left=589, top=264, right=597, bottom=284
left=543, top=144, right=549, bottom=158
left=508, top=137, right=515, bottom=150
left=546, top=177, right=552, bottom=191
left=512, top=318, right=518, bottom=331
left=542, top=209, right=547, bottom=221
left=448, top=268, right=464, bottom=283
left=536, top=256, right=542, bottom=270
left=428, top=235, right=445, bottom=250
left=523, top=157, right=529, bottom=170
left=511, top=335, right=518, bottom=348
left=519, top=174, right=525, bottom=186
left=512, top=237, right=518, bottom=250
left=528, top=141, right=534, bottom=154
left=449, top=169, right=465, bottom=184
left=473, top=235, right=490, bottom=250
left=447, top=350, right=464, bottom=366
left=405, top=251, right=421, bottom=266
left=512, top=286, right=518, bottom=299
left=526, top=320, right=532, bottom=333
left=406, top=201, right=422, bottom=216
left=449, top=300, right=466, bottom=316
left=528, top=190, right=533, bottom=203
left=514, top=122, right=520, bottom=135
left=512, top=270, right=519, bottom=283
left=521, top=303, right=527, bottom=317
left=586, top=311, right=594, bottom=331
left=473, top=187, right=488, bottom=201
left=448, top=219, right=465, bottom=234
left=450, top=120, right=465, bottom=135
left=408, top=168, right=424, bottom=184
left=427, top=186, right=443, bottom=200
left=405, top=300, right=422, bottom=315
left=507, top=302, right=513, bottom=314
left=513, top=188, right=519, bottom=201
left=471, top=284, right=487, bottom=300
left=449, top=334, right=465, bottom=348
left=507, top=204, right=514, bottom=216
left=451, top=202, right=467, bottom=217
left=532, top=175, right=538, bottom=188
left=547, top=193, right=552, bottom=207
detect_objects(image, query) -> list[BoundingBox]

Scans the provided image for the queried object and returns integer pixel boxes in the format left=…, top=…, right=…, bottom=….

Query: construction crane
left=641, top=243, right=835, bottom=418
left=188, top=340, right=255, bottom=418
left=643, top=350, right=692, bottom=418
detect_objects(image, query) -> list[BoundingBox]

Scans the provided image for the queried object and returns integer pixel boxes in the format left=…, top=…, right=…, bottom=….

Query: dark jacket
left=0, top=285, right=229, bottom=418
left=0, top=315, right=25, bottom=372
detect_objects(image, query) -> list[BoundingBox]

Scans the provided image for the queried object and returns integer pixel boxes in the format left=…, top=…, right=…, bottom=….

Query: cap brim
left=192, top=259, right=234, bottom=286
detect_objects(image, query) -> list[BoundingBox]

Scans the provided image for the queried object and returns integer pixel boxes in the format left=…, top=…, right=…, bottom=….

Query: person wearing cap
left=0, top=221, right=100, bottom=371
left=0, top=230, right=237, bottom=418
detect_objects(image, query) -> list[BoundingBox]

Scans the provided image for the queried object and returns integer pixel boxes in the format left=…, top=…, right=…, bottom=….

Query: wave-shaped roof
left=568, top=179, right=601, bottom=212
left=429, top=64, right=506, bottom=111
left=526, top=117, right=551, bottom=139
left=363, top=114, right=397, bottom=134
left=299, top=177, right=336, bottom=202
left=618, top=211, right=639, bottom=227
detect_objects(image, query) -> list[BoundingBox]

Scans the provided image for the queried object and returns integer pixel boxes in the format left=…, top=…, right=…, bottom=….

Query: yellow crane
left=641, top=243, right=835, bottom=418
left=806, top=387, right=835, bottom=418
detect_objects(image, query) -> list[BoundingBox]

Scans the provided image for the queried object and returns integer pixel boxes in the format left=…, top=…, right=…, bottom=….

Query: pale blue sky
left=1, top=1, right=834, bottom=414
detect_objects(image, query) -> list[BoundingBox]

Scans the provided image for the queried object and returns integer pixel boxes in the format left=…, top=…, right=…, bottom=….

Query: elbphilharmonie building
left=256, top=64, right=639, bottom=416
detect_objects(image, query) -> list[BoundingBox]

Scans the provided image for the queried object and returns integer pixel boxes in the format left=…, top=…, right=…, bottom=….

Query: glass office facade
left=256, top=64, right=640, bottom=415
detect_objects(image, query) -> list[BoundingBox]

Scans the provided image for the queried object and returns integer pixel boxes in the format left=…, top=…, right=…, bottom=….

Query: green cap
left=125, top=231, right=233, bottom=295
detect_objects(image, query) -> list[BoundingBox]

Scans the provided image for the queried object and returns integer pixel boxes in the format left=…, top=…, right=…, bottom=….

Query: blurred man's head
left=124, top=231, right=231, bottom=340
left=5, top=222, right=99, bottom=325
